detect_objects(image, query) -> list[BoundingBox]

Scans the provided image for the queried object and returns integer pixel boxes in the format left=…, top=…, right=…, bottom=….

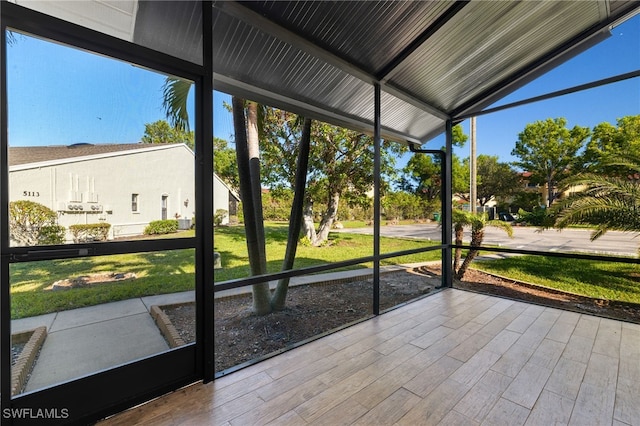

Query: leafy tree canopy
left=553, top=156, right=640, bottom=245
left=582, top=115, right=640, bottom=176
left=214, top=137, right=239, bottom=192
left=141, top=119, right=194, bottom=149
left=511, top=117, right=590, bottom=206
left=401, top=124, right=469, bottom=202
left=476, top=155, right=520, bottom=206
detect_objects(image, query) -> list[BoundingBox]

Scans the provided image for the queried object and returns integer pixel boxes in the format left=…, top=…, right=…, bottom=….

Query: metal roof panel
left=239, top=1, right=455, bottom=75
left=387, top=1, right=610, bottom=111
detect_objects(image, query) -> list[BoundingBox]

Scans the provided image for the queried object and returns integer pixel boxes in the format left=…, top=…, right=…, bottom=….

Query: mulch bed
left=162, top=267, right=640, bottom=373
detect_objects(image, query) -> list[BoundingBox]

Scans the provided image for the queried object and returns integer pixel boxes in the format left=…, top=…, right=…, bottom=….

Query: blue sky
left=7, top=14, right=639, bottom=166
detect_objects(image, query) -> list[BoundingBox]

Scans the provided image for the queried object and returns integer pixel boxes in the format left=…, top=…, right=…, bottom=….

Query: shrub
left=262, top=191, right=292, bottom=221
left=144, top=219, right=179, bottom=235
left=69, top=223, right=111, bottom=243
left=38, top=225, right=66, bottom=245
left=214, top=209, right=228, bottom=227
left=9, top=200, right=59, bottom=246
left=516, top=206, right=555, bottom=227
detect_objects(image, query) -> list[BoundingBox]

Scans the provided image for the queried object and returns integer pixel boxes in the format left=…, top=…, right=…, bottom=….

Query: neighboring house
left=214, top=171, right=240, bottom=222
left=9, top=143, right=239, bottom=242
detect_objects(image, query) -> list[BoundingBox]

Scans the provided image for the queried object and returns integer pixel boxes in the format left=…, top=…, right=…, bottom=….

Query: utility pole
left=469, top=116, right=477, bottom=214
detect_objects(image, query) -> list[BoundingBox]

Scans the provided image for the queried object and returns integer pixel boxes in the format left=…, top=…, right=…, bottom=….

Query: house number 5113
left=23, top=191, right=40, bottom=197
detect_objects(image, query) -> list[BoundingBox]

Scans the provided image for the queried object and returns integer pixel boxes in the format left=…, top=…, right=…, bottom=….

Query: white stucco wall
left=213, top=174, right=236, bottom=224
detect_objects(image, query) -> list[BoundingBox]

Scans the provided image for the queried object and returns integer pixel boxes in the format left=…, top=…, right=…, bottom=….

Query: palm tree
left=162, top=78, right=311, bottom=314
left=552, top=157, right=640, bottom=253
left=452, top=210, right=513, bottom=280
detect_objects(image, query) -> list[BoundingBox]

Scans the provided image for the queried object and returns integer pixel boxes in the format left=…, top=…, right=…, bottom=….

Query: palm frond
left=162, top=77, right=192, bottom=131
left=553, top=165, right=640, bottom=240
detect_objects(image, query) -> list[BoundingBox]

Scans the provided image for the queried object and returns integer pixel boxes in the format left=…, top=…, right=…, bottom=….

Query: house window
left=132, top=193, right=139, bottom=212
left=161, top=195, right=168, bottom=220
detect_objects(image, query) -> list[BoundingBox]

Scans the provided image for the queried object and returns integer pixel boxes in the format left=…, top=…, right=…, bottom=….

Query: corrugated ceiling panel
left=380, top=91, right=443, bottom=142
left=212, top=7, right=445, bottom=143
left=609, top=0, right=636, bottom=16
left=133, top=1, right=203, bottom=65
left=240, top=1, right=454, bottom=75
left=388, top=1, right=606, bottom=112
left=212, top=10, right=372, bottom=118
left=13, top=0, right=138, bottom=41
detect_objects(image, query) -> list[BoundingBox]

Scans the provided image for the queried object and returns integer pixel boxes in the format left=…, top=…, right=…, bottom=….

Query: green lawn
left=10, top=225, right=440, bottom=318
left=11, top=249, right=196, bottom=319
left=11, top=223, right=639, bottom=319
left=213, top=224, right=441, bottom=281
left=475, top=255, right=640, bottom=304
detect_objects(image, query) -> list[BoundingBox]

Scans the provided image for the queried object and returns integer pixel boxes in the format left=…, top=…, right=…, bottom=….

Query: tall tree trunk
left=271, top=118, right=312, bottom=311
left=455, top=228, right=484, bottom=280
left=232, top=97, right=271, bottom=315
left=302, top=200, right=317, bottom=241
left=453, top=223, right=464, bottom=274
left=313, top=192, right=340, bottom=246
left=547, top=175, right=554, bottom=207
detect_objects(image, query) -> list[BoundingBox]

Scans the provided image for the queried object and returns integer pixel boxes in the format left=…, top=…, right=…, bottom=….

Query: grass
left=213, top=224, right=441, bottom=282
left=11, top=250, right=196, bottom=319
left=475, top=255, right=640, bottom=304
left=12, top=222, right=639, bottom=318
left=10, top=225, right=439, bottom=319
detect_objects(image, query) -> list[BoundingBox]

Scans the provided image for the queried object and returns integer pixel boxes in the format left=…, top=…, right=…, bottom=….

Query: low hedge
left=144, top=219, right=179, bottom=235
left=69, top=223, right=111, bottom=243
left=38, top=225, right=66, bottom=245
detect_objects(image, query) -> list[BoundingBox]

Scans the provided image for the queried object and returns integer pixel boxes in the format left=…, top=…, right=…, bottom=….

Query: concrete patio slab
left=49, top=298, right=149, bottom=332
left=141, top=291, right=194, bottom=310
left=25, top=313, right=169, bottom=392
left=11, top=313, right=57, bottom=334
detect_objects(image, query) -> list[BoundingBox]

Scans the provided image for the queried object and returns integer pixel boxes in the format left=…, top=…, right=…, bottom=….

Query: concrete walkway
left=13, top=291, right=195, bottom=392
left=12, top=263, right=431, bottom=392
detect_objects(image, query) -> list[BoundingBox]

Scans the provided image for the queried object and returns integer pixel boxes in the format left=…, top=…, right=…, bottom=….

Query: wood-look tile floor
left=100, top=289, right=640, bottom=426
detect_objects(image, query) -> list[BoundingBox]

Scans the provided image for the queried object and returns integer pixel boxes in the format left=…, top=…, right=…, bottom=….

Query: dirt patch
left=45, top=272, right=136, bottom=291
left=161, top=268, right=640, bottom=374
left=163, top=270, right=438, bottom=372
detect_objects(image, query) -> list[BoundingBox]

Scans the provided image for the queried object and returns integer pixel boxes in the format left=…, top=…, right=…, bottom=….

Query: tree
left=476, top=155, right=520, bottom=206
left=161, top=80, right=396, bottom=313
left=402, top=153, right=441, bottom=203
left=401, top=124, right=469, bottom=203
left=260, top=109, right=304, bottom=190
left=382, top=191, right=424, bottom=221
left=232, top=98, right=271, bottom=315
left=231, top=99, right=313, bottom=314
left=511, top=118, right=590, bottom=207
left=9, top=200, right=65, bottom=246
left=271, top=118, right=312, bottom=310
left=141, top=119, right=194, bottom=149
left=213, top=137, right=239, bottom=192
left=452, top=210, right=513, bottom=280
left=303, top=123, right=403, bottom=245
left=582, top=115, right=640, bottom=176
left=259, top=108, right=403, bottom=246
left=552, top=156, right=640, bottom=252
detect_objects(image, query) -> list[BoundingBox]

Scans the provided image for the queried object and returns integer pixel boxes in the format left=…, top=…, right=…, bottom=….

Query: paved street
left=334, top=223, right=639, bottom=257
